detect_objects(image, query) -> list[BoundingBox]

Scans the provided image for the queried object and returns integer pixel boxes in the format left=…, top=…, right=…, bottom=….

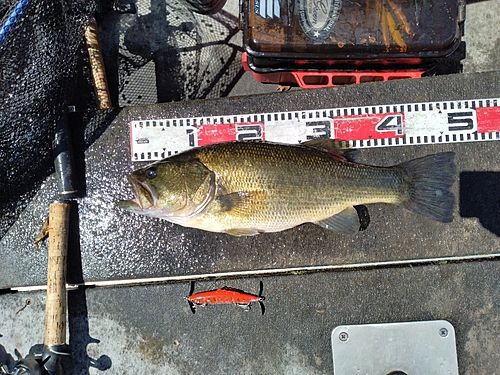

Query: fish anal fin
left=315, top=207, right=361, bottom=235
left=224, top=228, right=261, bottom=236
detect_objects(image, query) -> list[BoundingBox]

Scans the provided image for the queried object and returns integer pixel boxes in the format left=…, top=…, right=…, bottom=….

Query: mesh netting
left=0, top=0, right=244, bottom=238
left=0, top=0, right=98, bottom=238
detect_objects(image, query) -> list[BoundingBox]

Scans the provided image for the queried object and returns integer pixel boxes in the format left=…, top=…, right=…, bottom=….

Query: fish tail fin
left=399, top=152, right=456, bottom=223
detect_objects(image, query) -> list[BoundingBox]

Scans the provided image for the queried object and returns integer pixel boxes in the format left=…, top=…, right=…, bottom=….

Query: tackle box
left=241, top=0, right=466, bottom=88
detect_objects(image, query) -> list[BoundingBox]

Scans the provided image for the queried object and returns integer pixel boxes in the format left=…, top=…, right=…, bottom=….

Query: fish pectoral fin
left=315, top=207, right=361, bottom=235
left=216, top=191, right=265, bottom=213
left=224, top=228, right=261, bottom=236
left=216, top=191, right=266, bottom=236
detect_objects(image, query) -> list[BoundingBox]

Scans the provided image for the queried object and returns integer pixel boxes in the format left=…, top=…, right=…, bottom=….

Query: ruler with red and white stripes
left=129, top=98, right=500, bottom=161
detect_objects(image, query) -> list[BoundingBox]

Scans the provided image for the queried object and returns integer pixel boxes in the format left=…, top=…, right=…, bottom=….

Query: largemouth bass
left=119, top=141, right=456, bottom=235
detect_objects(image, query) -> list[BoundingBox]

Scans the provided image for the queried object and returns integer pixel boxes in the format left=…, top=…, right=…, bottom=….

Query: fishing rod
left=4, top=252, right=500, bottom=293
left=1, top=116, right=76, bottom=375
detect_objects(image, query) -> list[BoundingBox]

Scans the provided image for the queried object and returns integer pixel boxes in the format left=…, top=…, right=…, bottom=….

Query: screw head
left=439, top=328, right=448, bottom=337
left=339, top=332, right=349, bottom=342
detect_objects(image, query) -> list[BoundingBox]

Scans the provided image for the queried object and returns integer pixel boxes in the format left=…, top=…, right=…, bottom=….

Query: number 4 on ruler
left=376, top=115, right=403, bottom=135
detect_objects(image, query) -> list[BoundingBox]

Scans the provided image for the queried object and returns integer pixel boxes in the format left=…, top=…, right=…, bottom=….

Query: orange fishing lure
left=187, top=281, right=265, bottom=314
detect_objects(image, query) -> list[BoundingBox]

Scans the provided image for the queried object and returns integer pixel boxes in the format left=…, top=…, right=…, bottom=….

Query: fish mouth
left=120, top=174, right=159, bottom=210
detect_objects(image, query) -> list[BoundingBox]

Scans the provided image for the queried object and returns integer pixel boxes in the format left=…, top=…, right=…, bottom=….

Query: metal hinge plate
left=332, top=320, right=458, bottom=375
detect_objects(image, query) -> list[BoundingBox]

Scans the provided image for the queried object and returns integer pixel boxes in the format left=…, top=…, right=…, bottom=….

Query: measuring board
left=130, top=98, right=500, bottom=161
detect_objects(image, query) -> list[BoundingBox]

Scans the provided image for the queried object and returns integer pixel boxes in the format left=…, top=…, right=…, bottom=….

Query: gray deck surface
left=1, top=1, right=500, bottom=374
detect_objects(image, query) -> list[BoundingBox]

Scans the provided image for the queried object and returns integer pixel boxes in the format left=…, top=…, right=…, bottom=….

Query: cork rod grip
left=43, top=202, right=70, bottom=347
left=84, top=18, right=112, bottom=110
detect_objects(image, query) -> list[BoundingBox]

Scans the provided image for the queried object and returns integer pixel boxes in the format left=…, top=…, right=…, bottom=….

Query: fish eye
left=146, top=167, right=157, bottom=179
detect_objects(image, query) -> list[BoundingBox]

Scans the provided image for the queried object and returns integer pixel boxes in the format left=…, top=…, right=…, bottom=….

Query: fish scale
left=194, top=144, right=395, bottom=220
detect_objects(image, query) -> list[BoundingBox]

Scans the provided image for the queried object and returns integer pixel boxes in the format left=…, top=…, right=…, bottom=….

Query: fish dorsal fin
left=302, top=139, right=359, bottom=162
left=302, top=138, right=342, bottom=151
left=315, top=207, right=361, bottom=235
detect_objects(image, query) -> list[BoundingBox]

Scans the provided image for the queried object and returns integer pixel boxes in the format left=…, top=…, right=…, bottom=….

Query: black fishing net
left=0, top=0, right=98, bottom=238
left=0, top=0, right=244, bottom=238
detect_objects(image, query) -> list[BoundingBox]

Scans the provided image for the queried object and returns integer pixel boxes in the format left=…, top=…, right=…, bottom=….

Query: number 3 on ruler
left=236, top=124, right=263, bottom=141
